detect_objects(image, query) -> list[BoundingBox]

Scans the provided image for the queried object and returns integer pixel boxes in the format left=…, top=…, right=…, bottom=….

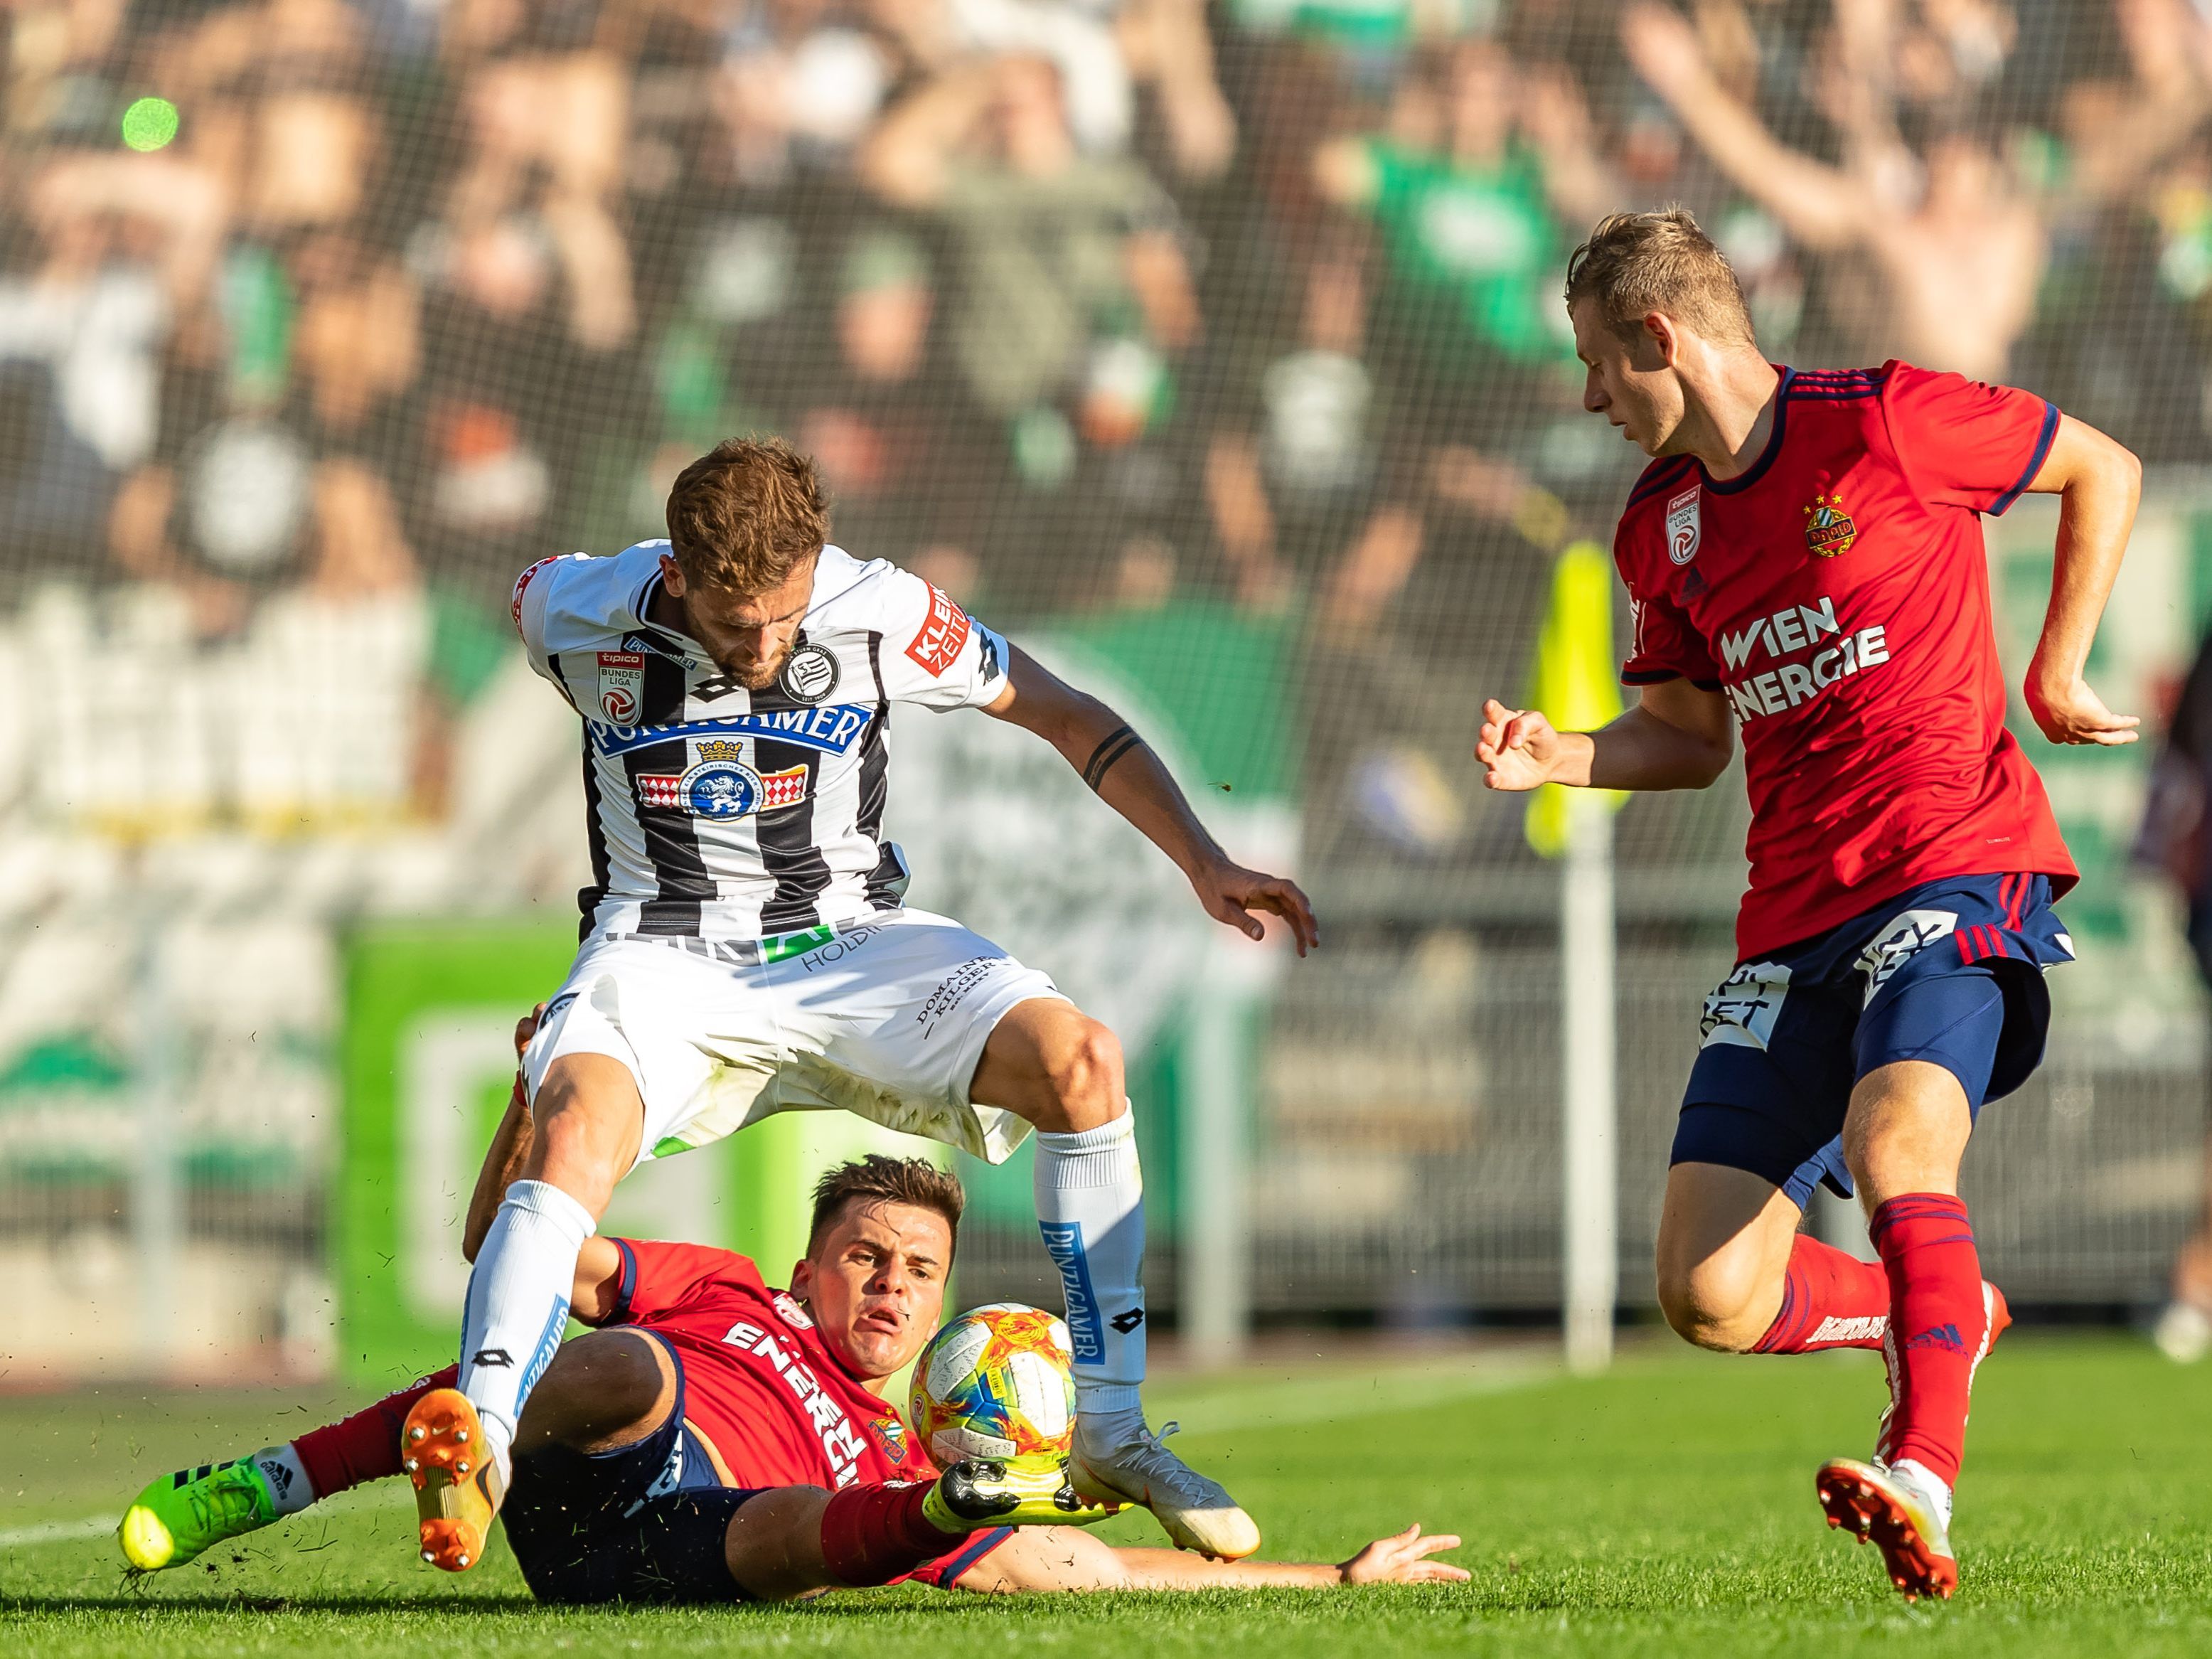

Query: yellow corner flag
left=1524, top=540, right=1627, bottom=858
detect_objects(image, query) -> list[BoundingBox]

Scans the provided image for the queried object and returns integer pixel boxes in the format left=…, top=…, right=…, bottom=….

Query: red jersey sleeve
left=1881, top=361, right=2059, bottom=516
left=602, top=1238, right=763, bottom=1323
left=1614, top=526, right=1719, bottom=688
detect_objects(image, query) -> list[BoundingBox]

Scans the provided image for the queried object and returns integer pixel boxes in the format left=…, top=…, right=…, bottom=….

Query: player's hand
left=513, top=1002, right=547, bottom=1060
left=2024, top=668, right=2140, bottom=747
left=1337, top=1524, right=1470, bottom=1586
left=1190, top=858, right=1320, bottom=957
left=1476, top=699, right=1564, bottom=791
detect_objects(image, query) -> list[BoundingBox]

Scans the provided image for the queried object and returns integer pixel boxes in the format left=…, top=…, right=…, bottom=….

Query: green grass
left=6, top=1335, right=2211, bottom=1656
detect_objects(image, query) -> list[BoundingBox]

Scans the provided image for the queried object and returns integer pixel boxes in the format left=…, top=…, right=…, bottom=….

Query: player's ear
left=1641, top=311, right=1679, bottom=369
left=658, top=550, right=687, bottom=597
left=789, top=1257, right=813, bottom=1301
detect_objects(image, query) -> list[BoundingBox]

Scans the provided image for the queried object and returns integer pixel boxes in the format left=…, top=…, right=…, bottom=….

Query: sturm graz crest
left=680, top=740, right=763, bottom=818
left=779, top=642, right=840, bottom=704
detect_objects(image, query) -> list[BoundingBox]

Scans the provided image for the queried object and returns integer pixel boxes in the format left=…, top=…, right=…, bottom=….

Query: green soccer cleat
left=118, top=1456, right=280, bottom=1572
left=924, top=1456, right=1123, bottom=1530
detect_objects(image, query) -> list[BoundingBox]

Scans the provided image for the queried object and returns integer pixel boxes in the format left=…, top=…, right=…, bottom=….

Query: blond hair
left=1564, top=209, right=1756, bottom=348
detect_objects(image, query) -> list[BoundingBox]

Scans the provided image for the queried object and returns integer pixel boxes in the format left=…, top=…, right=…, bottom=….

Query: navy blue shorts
left=503, top=1332, right=767, bottom=1605
left=1669, top=873, right=2073, bottom=1210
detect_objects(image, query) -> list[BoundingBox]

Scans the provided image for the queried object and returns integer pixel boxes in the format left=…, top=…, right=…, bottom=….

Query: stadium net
left=0, top=0, right=2207, bottom=1375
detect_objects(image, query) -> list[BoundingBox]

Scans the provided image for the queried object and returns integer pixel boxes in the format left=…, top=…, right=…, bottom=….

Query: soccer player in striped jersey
left=1477, top=210, right=2141, bottom=1600
left=443, top=437, right=1318, bottom=1574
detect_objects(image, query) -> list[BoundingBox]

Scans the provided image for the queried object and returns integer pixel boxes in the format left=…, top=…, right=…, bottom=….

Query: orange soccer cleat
left=1815, top=1456, right=1957, bottom=1602
left=401, top=1387, right=507, bottom=1572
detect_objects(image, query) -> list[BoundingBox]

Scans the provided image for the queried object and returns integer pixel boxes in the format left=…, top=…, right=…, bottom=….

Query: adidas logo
left=1907, top=1323, right=1967, bottom=1354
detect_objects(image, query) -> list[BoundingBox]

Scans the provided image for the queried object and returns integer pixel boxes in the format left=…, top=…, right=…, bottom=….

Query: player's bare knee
left=725, top=1485, right=833, bottom=1601
left=522, top=1330, right=673, bottom=1453
left=1040, top=1018, right=1124, bottom=1133
left=1657, top=1257, right=1775, bottom=1354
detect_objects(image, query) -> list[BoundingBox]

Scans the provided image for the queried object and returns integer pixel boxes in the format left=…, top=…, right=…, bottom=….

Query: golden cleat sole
left=402, top=1388, right=505, bottom=1572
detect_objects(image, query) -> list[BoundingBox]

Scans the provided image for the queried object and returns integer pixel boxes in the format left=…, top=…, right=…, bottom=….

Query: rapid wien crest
left=1804, top=494, right=1856, bottom=558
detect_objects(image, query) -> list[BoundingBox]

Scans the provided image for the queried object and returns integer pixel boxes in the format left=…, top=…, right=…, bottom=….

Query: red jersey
left=595, top=1237, right=1005, bottom=1586
left=599, top=1237, right=934, bottom=1487
left=1613, top=361, right=2075, bottom=959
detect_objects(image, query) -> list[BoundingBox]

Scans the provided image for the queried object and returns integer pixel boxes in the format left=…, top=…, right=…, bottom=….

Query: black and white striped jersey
left=512, top=540, right=1010, bottom=939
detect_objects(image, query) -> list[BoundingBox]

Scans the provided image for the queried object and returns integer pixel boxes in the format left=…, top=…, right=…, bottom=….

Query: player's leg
left=967, top=995, right=1259, bottom=1559
left=967, top=996, right=1145, bottom=1414
left=117, top=1367, right=456, bottom=1571
left=725, top=1461, right=1108, bottom=1602
left=449, top=1051, right=639, bottom=1459
left=425, top=941, right=724, bottom=1568
left=1817, top=932, right=2029, bottom=1601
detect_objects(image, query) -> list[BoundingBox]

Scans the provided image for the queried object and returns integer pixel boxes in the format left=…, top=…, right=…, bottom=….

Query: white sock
left=251, top=1444, right=315, bottom=1516
left=456, top=1178, right=597, bottom=1467
left=1035, top=1109, right=1146, bottom=1426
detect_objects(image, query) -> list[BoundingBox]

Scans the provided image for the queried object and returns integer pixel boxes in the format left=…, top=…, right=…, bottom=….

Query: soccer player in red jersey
left=119, top=1143, right=1465, bottom=1599
left=1476, top=210, right=2142, bottom=1601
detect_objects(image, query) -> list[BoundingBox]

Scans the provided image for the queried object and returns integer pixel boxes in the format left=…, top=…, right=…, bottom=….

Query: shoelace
left=1109, top=1421, right=1235, bottom=1497
left=188, top=1463, right=261, bottom=1530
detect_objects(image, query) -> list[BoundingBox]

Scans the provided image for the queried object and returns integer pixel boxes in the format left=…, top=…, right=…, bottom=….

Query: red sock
left=1869, top=1194, right=1987, bottom=1487
left=818, top=1482, right=963, bottom=1587
left=1753, top=1233, right=1891, bottom=1353
left=292, top=1365, right=459, bottom=1500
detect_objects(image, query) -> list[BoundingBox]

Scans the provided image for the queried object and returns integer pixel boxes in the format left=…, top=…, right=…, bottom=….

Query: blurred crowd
left=6, top=0, right=2212, bottom=660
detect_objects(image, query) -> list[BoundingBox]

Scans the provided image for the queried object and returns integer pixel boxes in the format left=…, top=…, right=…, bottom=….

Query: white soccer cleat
left=1070, top=1419, right=1260, bottom=1559
left=1816, top=1455, right=1956, bottom=1601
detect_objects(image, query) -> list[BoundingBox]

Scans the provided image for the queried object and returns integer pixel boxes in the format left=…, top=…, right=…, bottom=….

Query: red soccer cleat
left=1816, top=1456, right=1956, bottom=1601
left=401, top=1388, right=506, bottom=1572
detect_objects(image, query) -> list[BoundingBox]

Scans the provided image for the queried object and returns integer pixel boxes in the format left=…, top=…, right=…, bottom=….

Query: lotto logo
left=906, top=585, right=971, bottom=677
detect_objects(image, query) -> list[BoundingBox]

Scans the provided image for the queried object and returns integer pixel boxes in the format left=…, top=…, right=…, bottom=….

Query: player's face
left=661, top=553, right=818, bottom=689
left=1571, top=297, right=1684, bottom=457
left=790, top=1200, right=953, bottom=1381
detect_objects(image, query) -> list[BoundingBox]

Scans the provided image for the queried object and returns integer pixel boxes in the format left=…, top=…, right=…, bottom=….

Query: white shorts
left=520, top=908, right=1063, bottom=1168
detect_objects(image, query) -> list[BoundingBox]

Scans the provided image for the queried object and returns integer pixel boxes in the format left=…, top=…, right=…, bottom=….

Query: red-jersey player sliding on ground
left=118, top=1150, right=1465, bottom=1599
left=1477, top=210, right=2140, bottom=1601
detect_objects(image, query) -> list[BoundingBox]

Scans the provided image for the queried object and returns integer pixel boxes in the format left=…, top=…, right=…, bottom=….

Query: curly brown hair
left=806, top=1155, right=966, bottom=1257
left=664, top=434, right=833, bottom=592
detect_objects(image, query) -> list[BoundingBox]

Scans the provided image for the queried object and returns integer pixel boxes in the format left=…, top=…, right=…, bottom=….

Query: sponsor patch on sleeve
left=511, top=554, right=561, bottom=635
left=905, top=585, right=973, bottom=678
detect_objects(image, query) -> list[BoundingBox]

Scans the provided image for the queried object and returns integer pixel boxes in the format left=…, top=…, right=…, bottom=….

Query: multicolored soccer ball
left=909, top=1302, right=1076, bottom=1465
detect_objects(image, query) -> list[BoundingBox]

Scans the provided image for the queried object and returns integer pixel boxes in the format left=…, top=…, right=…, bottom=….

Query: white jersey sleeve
left=868, top=565, right=1011, bottom=713
left=511, top=542, right=667, bottom=688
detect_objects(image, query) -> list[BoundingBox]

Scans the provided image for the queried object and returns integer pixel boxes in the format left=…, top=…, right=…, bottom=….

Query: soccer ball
left=909, top=1302, right=1076, bottom=1466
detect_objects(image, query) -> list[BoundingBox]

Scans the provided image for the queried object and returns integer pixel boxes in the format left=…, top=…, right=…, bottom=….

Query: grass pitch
left=5, top=1334, right=2211, bottom=1657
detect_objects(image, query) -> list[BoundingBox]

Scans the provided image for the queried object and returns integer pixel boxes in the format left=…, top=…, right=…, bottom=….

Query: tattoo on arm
left=1082, top=724, right=1145, bottom=792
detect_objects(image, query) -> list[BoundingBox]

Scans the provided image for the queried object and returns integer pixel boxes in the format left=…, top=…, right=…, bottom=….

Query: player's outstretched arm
left=2019, top=412, right=2144, bottom=747
left=1477, top=678, right=1733, bottom=794
left=984, top=645, right=1320, bottom=955
left=947, top=1521, right=1468, bottom=1592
